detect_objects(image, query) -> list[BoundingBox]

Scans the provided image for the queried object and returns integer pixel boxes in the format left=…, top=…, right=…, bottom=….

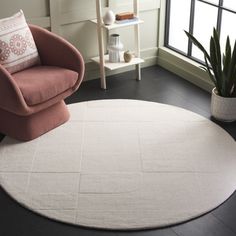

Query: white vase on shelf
left=107, top=34, right=123, bottom=63
left=103, top=10, right=115, bottom=25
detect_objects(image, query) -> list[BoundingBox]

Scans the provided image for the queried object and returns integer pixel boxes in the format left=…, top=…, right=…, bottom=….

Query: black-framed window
left=165, top=0, right=236, bottom=63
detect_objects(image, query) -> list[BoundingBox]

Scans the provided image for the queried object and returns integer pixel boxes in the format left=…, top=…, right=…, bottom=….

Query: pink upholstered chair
left=0, top=24, right=85, bottom=141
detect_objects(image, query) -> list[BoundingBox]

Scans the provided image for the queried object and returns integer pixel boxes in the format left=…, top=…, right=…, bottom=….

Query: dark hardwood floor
left=0, top=65, right=236, bottom=236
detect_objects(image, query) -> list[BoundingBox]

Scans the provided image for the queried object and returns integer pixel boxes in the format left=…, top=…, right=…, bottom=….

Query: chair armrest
left=29, top=24, right=85, bottom=89
left=0, top=65, right=28, bottom=114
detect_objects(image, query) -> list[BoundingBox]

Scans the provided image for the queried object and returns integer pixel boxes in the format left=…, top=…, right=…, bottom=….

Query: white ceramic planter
left=211, top=88, right=236, bottom=122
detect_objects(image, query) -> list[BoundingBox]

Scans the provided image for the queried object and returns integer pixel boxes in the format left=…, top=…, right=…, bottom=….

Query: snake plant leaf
left=210, top=36, right=218, bottom=73
left=233, top=65, right=236, bottom=96
left=210, top=36, right=222, bottom=93
left=223, top=36, right=231, bottom=77
left=184, top=30, right=211, bottom=62
left=224, top=37, right=235, bottom=96
left=229, top=56, right=236, bottom=95
left=221, top=72, right=228, bottom=96
left=203, top=55, right=218, bottom=88
left=213, top=28, right=222, bottom=69
left=226, top=40, right=236, bottom=95
left=212, top=31, right=223, bottom=84
left=229, top=40, right=236, bottom=77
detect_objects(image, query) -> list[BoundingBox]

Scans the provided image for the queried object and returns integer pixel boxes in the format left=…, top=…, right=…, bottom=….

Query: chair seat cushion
left=13, top=66, right=78, bottom=105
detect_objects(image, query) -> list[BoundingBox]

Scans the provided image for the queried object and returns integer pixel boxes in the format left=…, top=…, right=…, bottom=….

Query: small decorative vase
left=103, top=10, right=115, bottom=25
left=211, top=87, right=236, bottom=122
left=107, top=34, right=123, bottom=63
left=124, top=51, right=133, bottom=63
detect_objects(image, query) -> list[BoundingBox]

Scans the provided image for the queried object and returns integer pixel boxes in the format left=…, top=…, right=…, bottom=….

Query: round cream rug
left=0, top=100, right=236, bottom=230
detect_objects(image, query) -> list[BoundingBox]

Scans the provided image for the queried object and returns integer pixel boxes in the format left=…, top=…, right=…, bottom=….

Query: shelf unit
left=91, top=0, right=144, bottom=89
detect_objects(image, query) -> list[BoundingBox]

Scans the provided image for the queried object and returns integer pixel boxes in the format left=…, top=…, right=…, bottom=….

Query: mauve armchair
left=0, top=24, right=85, bottom=141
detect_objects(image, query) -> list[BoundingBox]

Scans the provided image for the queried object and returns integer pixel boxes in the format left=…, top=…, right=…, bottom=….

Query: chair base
left=0, top=101, right=70, bottom=141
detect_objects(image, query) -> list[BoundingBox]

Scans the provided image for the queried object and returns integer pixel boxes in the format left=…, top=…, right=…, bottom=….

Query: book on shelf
left=116, top=12, right=134, bottom=20
left=115, top=17, right=139, bottom=24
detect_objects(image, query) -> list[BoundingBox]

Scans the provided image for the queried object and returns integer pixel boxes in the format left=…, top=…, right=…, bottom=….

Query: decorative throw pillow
left=0, top=10, right=40, bottom=74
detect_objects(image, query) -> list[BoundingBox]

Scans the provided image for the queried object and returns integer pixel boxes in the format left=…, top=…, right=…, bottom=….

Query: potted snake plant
left=185, top=28, right=236, bottom=122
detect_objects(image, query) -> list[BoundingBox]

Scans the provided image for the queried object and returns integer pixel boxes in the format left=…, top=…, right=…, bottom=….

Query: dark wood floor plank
left=0, top=187, right=117, bottom=236
left=115, top=228, right=178, bottom=236
left=172, top=214, right=236, bottom=236
left=212, top=193, right=236, bottom=234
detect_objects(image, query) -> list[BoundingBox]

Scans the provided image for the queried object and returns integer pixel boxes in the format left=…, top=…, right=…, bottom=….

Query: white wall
left=0, top=0, right=160, bottom=81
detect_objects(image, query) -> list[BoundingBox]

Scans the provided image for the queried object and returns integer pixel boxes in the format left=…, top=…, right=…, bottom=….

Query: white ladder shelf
left=90, top=0, right=144, bottom=89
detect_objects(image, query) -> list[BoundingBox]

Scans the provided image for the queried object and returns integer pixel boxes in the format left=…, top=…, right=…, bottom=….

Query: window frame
left=164, top=0, right=236, bottom=64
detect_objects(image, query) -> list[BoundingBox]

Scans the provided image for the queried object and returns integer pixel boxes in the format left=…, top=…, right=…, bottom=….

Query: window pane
left=223, top=0, right=236, bottom=11
left=192, top=1, right=218, bottom=61
left=168, top=0, right=191, bottom=53
left=220, top=10, right=236, bottom=51
left=205, top=0, right=219, bottom=4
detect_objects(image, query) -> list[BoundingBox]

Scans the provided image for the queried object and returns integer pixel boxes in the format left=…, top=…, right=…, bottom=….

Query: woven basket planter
left=211, top=88, right=236, bottom=122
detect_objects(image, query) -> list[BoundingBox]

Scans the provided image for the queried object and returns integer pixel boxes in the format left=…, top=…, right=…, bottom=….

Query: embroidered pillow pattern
left=0, top=10, right=40, bottom=74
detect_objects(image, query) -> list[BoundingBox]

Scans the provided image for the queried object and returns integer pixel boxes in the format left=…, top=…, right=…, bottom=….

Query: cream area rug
left=0, top=99, right=236, bottom=230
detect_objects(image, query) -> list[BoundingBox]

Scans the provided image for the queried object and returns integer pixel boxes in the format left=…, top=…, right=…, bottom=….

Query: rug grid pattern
left=0, top=100, right=236, bottom=230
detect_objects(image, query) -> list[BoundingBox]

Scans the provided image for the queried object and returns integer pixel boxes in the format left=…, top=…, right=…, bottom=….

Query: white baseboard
left=157, top=47, right=213, bottom=93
